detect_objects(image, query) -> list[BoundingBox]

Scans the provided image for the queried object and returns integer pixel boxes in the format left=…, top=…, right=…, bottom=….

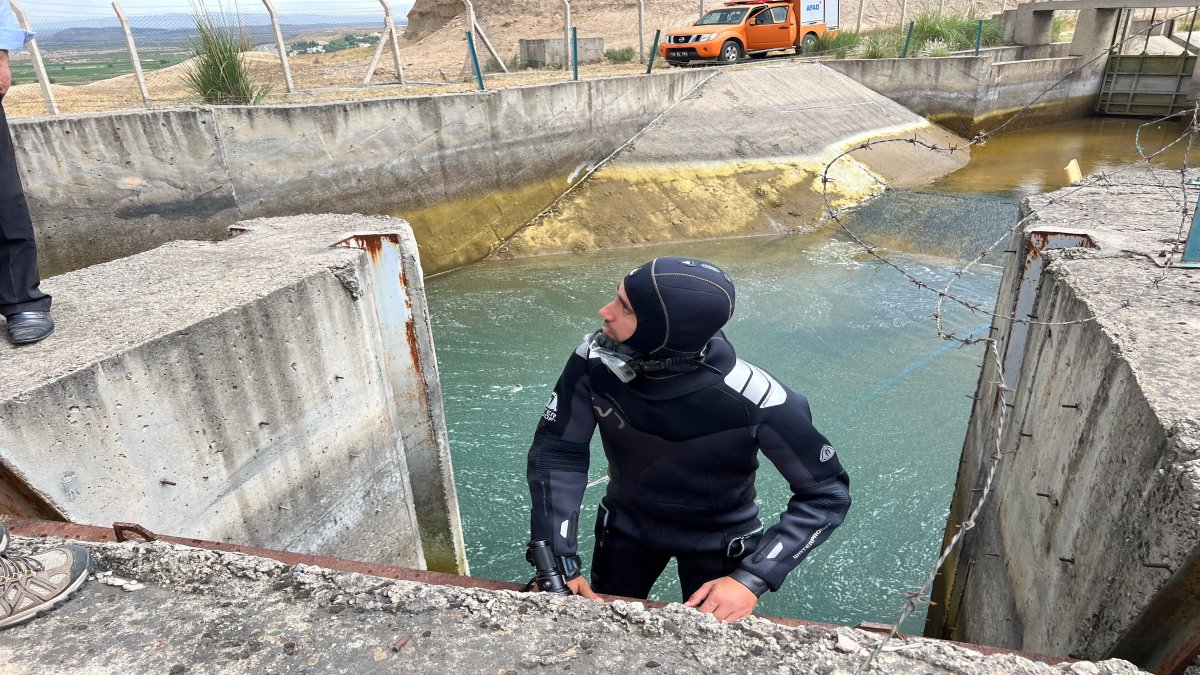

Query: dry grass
left=7, top=0, right=1039, bottom=118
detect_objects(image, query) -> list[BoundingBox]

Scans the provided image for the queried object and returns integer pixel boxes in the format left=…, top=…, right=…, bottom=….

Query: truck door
left=746, top=7, right=787, bottom=50
left=770, top=6, right=796, bottom=47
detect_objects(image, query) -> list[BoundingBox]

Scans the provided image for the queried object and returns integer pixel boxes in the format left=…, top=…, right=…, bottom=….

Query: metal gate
left=1097, top=54, right=1196, bottom=116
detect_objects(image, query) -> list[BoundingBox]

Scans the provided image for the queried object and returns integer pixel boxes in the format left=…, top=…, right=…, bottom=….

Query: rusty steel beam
left=4, top=516, right=1074, bottom=664
left=5, top=517, right=517, bottom=593
left=1107, top=548, right=1200, bottom=675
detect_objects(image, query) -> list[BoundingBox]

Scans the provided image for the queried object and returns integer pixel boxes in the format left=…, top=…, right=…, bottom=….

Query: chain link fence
left=6, top=0, right=1028, bottom=118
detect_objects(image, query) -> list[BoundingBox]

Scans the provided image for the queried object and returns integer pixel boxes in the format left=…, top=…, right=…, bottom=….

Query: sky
left=21, top=0, right=415, bottom=19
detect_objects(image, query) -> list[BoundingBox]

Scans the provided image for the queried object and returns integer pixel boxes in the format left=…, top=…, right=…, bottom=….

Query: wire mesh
left=4, top=0, right=1038, bottom=117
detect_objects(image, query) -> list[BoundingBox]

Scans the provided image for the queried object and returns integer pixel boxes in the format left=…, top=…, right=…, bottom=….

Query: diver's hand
left=567, top=576, right=601, bottom=600
left=684, top=576, right=758, bottom=622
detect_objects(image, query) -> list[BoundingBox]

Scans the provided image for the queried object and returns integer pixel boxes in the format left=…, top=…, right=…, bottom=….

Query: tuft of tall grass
left=183, top=6, right=270, bottom=105
left=605, top=46, right=637, bottom=63
left=803, top=31, right=862, bottom=58
left=853, top=31, right=904, bottom=59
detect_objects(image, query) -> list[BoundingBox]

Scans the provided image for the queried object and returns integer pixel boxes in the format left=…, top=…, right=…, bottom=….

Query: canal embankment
left=495, top=62, right=969, bottom=261
left=928, top=167, right=1200, bottom=671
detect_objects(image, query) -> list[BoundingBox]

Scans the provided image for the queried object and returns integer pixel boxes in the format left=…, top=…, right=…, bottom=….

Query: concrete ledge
left=0, top=536, right=1148, bottom=673
left=0, top=214, right=467, bottom=572
left=931, top=169, right=1200, bottom=668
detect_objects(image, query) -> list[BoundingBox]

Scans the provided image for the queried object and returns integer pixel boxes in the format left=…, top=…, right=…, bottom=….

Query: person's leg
left=590, top=527, right=671, bottom=599
left=0, top=100, right=50, bottom=321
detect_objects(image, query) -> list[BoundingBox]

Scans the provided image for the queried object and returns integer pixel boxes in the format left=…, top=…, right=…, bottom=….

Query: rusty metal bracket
left=112, top=522, right=159, bottom=543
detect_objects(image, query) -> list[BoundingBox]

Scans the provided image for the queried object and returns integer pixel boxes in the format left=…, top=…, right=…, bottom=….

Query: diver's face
left=599, top=283, right=637, bottom=343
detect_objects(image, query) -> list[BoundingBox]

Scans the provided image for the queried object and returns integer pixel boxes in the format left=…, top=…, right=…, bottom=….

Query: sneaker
left=0, top=545, right=90, bottom=629
left=0, top=522, right=7, bottom=554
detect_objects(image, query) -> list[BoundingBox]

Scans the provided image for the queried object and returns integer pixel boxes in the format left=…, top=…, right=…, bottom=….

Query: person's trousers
left=590, top=524, right=755, bottom=602
left=0, top=98, right=49, bottom=317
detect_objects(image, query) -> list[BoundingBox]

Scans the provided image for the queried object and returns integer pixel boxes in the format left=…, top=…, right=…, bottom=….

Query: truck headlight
left=695, top=33, right=718, bottom=42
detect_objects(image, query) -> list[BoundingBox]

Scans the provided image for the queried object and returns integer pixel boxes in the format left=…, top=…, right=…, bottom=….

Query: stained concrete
left=824, top=48, right=1097, bottom=137
left=499, top=62, right=969, bottom=260
left=13, top=71, right=711, bottom=276
left=0, top=536, right=1148, bottom=674
left=0, top=214, right=466, bottom=574
left=929, top=168, right=1200, bottom=666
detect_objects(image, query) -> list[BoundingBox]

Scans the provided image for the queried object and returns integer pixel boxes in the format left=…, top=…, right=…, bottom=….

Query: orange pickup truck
left=660, top=0, right=839, bottom=66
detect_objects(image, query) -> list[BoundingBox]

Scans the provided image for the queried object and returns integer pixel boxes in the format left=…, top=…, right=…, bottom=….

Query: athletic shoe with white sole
left=0, top=544, right=90, bottom=629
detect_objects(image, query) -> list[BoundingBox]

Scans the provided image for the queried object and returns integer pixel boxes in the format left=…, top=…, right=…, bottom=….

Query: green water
left=424, top=116, right=1190, bottom=632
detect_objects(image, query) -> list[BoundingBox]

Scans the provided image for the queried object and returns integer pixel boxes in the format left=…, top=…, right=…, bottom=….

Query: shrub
left=183, top=6, right=270, bottom=105
left=803, top=31, right=862, bottom=58
left=606, top=46, right=636, bottom=63
left=853, top=31, right=904, bottom=59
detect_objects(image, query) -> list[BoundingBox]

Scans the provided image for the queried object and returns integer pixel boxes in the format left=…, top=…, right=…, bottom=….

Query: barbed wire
left=819, top=13, right=1199, bottom=672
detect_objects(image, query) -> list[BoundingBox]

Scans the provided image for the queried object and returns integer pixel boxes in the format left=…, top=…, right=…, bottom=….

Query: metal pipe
left=975, top=19, right=983, bottom=55
left=900, top=0, right=908, bottom=32
left=261, top=0, right=295, bottom=93
left=856, top=0, right=865, bottom=34
left=112, top=2, right=151, bottom=107
left=901, top=20, right=914, bottom=58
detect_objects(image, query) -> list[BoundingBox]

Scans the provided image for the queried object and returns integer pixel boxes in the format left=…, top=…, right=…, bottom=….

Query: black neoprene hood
left=621, top=257, right=736, bottom=358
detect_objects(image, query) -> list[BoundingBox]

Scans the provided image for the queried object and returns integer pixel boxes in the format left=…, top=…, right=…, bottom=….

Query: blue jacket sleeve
left=527, top=341, right=598, bottom=565
left=732, top=392, right=851, bottom=594
left=0, top=4, right=33, bottom=53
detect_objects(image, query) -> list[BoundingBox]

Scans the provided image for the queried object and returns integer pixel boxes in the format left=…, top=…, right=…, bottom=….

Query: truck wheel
left=801, top=33, right=819, bottom=51
left=719, top=40, right=742, bottom=64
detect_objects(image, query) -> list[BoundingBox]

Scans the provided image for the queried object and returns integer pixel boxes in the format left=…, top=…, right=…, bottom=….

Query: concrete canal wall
left=823, top=44, right=1093, bottom=137
left=927, top=169, right=1200, bottom=673
left=0, top=214, right=469, bottom=574
left=13, top=70, right=711, bottom=277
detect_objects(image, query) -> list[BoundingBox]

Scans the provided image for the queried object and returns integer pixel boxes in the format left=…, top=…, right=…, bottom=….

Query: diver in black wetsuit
left=526, top=256, right=851, bottom=622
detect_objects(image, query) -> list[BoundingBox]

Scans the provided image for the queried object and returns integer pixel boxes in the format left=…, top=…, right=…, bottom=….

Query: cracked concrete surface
left=1, top=538, right=1146, bottom=674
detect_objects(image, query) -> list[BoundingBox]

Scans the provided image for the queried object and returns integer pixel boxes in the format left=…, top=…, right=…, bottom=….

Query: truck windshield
left=696, top=8, right=748, bottom=25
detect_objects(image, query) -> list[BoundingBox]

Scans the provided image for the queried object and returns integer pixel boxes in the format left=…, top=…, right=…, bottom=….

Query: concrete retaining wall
left=926, top=169, right=1200, bottom=673
left=14, top=70, right=711, bottom=276
left=0, top=214, right=468, bottom=573
left=825, top=49, right=1099, bottom=136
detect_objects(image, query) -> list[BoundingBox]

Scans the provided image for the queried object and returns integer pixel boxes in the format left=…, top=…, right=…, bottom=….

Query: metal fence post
left=112, top=2, right=150, bottom=108
left=466, top=31, right=486, bottom=91
left=856, top=0, right=865, bottom=33
left=900, top=0, right=909, bottom=32
left=561, top=0, right=571, bottom=72
left=975, top=19, right=983, bottom=55
left=9, top=1, right=56, bottom=116
left=901, top=20, right=914, bottom=57
left=638, top=0, right=646, bottom=63
left=381, top=0, right=405, bottom=85
left=362, top=0, right=403, bottom=85
left=262, top=0, right=295, bottom=93
left=571, top=26, right=578, bottom=81
left=647, top=28, right=660, bottom=74
left=463, top=1, right=507, bottom=73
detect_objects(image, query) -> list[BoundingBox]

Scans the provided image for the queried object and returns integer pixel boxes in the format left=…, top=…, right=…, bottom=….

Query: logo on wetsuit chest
left=819, top=445, right=836, bottom=463
left=543, top=393, right=558, bottom=422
